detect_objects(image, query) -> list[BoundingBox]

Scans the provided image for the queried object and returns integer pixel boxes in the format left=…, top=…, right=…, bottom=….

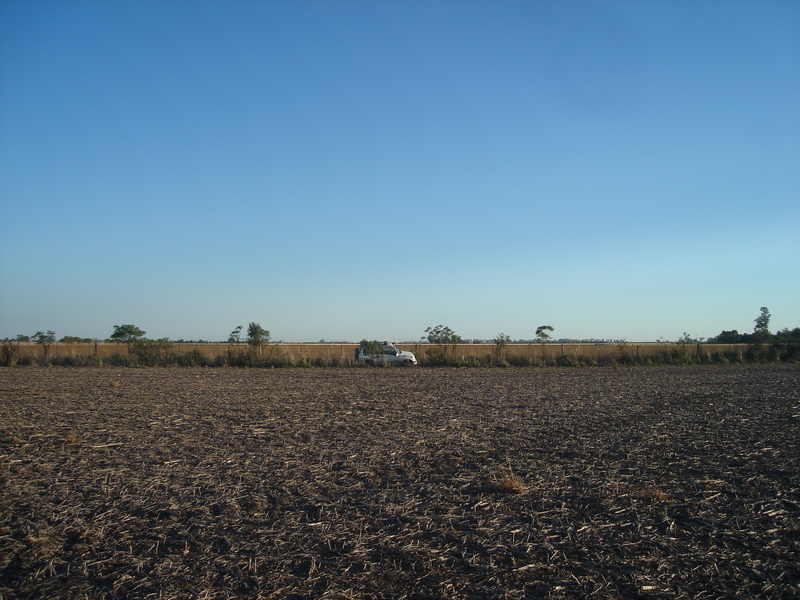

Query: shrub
left=176, top=349, right=207, bottom=367
left=507, top=355, right=531, bottom=367
left=1, top=340, right=20, bottom=366
left=131, top=339, right=175, bottom=367
left=105, top=353, right=131, bottom=367
left=422, top=346, right=449, bottom=366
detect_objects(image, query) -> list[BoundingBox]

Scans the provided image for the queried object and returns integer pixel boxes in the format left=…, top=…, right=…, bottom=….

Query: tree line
left=706, top=307, right=799, bottom=344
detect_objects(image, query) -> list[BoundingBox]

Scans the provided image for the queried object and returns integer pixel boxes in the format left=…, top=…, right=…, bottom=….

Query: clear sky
left=1, top=1, right=798, bottom=343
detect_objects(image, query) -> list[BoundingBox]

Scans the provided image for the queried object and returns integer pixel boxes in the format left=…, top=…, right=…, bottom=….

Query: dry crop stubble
left=0, top=366, right=798, bottom=599
left=492, top=463, right=528, bottom=494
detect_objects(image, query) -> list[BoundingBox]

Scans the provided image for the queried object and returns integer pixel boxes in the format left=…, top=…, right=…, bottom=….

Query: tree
left=226, top=325, right=244, bottom=362
left=424, top=325, right=462, bottom=346
left=535, top=325, right=554, bottom=343
left=228, top=325, right=243, bottom=344
left=678, top=332, right=699, bottom=344
left=423, top=325, right=462, bottom=364
left=60, top=335, right=92, bottom=344
left=754, top=307, right=771, bottom=337
left=775, top=327, right=800, bottom=343
left=534, top=325, right=554, bottom=361
left=247, top=322, right=270, bottom=357
left=494, top=333, right=511, bottom=360
left=110, top=324, right=146, bottom=353
left=710, top=330, right=743, bottom=344
left=32, top=330, right=56, bottom=359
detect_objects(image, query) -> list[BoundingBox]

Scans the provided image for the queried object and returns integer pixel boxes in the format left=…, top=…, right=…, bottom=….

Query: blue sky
left=1, top=0, right=798, bottom=342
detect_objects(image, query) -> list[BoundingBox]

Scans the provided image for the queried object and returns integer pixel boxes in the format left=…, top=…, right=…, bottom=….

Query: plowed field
left=1, top=366, right=798, bottom=599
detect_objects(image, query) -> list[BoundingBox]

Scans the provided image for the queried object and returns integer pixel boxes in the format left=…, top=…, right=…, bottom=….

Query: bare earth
left=1, top=366, right=798, bottom=599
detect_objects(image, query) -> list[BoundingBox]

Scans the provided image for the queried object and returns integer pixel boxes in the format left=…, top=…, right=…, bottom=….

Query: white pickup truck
left=355, top=341, right=417, bottom=366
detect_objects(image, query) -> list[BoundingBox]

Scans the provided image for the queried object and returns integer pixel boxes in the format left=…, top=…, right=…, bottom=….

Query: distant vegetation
left=2, top=307, right=798, bottom=367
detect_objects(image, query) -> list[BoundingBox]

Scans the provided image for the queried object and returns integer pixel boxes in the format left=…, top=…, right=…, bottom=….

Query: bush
left=422, top=346, right=450, bottom=366
left=776, top=341, right=800, bottom=362
left=131, top=339, right=176, bottom=367
left=1, top=340, right=20, bottom=366
left=176, top=349, right=207, bottom=367
left=105, top=353, right=131, bottom=367
left=507, top=355, right=532, bottom=367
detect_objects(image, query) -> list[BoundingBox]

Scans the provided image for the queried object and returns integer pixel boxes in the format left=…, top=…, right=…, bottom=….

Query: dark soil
left=1, top=365, right=798, bottom=599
